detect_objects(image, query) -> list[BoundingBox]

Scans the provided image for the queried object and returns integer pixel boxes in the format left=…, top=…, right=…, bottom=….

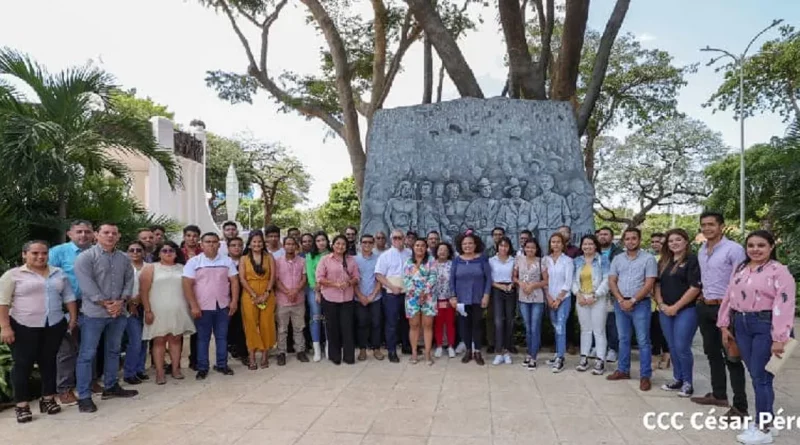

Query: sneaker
left=522, top=356, right=531, bottom=366
left=277, top=353, right=287, bottom=366
left=101, top=384, right=138, bottom=400
left=546, top=355, right=557, bottom=366
left=552, top=357, right=565, bottom=373
left=606, top=349, right=617, bottom=363
left=455, top=342, right=466, bottom=354
left=661, top=380, right=683, bottom=391
left=77, top=398, right=97, bottom=413
left=447, top=347, right=456, bottom=358
left=576, top=356, right=589, bottom=372
left=123, top=376, right=142, bottom=385
left=213, top=366, right=235, bottom=376
left=678, top=383, right=694, bottom=398
left=736, top=424, right=774, bottom=444
left=434, top=347, right=443, bottom=358
left=358, top=349, right=367, bottom=361
left=492, top=355, right=504, bottom=366
left=503, top=353, right=512, bottom=365
left=588, top=347, right=597, bottom=359
left=591, top=360, right=605, bottom=375
left=135, top=372, right=150, bottom=381
left=296, top=351, right=310, bottom=362
left=526, top=361, right=537, bottom=371
left=58, top=390, right=78, bottom=406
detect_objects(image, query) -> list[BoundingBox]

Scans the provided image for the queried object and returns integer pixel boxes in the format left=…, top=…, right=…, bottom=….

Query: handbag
left=765, top=337, right=798, bottom=376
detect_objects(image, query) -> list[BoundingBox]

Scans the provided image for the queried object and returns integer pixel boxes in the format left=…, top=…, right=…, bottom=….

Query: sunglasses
left=128, top=248, right=143, bottom=253
left=160, top=248, right=175, bottom=254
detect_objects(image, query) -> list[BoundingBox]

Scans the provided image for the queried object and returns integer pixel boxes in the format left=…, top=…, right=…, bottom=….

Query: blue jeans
left=307, top=289, right=322, bottom=342
left=194, top=305, right=230, bottom=372
left=614, top=299, right=652, bottom=378
left=659, top=306, right=698, bottom=384
left=123, top=313, right=147, bottom=378
left=383, top=293, right=404, bottom=352
left=519, top=302, right=545, bottom=358
left=549, top=296, right=572, bottom=357
left=76, top=315, right=126, bottom=400
left=734, top=311, right=774, bottom=423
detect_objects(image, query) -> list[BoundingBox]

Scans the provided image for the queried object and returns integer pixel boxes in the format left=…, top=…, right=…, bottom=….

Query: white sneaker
left=492, top=354, right=504, bottom=366
left=606, top=350, right=617, bottom=363
left=546, top=355, right=557, bottom=366
left=456, top=342, right=466, bottom=354
left=503, top=353, right=512, bottom=365
left=312, top=342, right=322, bottom=362
left=434, top=347, right=443, bottom=358
left=447, top=347, right=456, bottom=358
left=737, top=424, right=773, bottom=444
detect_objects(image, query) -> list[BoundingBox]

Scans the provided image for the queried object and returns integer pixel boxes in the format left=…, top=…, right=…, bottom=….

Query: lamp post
left=701, top=19, right=783, bottom=236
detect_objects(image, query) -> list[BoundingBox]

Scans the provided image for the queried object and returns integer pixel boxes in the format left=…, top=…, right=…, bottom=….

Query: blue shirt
left=609, top=249, right=658, bottom=299
left=355, top=252, right=380, bottom=301
left=48, top=241, right=87, bottom=299
left=449, top=255, right=492, bottom=305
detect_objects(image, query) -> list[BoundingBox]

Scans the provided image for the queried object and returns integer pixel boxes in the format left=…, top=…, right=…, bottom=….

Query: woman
left=449, top=230, right=491, bottom=366
left=0, top=241, right=77, bottom=423
left=141, top=241, right=195, bottom=384
left=315, top=235, right=360, bottom=365
left=718, top=231, right=795, bottom=444
left=403, top=239, right=438, bottom=365
left=432, top=242, right=456, bottom=359
left=490, top=237, right=516, bottom=366
left=306, top=231, right=330, bottom=361
left=239, top=230, right=276, bottom=369
left=123, top=241, right=148, bottom=385
left=571, top=235, right=609, bottom=375
left=654, top=229, right=701, bottom=398
left=299, top=233, right=314, bottom=258
left=513, top=239, right=548, bottom=370
left=544, top=232, right=574, bottom=373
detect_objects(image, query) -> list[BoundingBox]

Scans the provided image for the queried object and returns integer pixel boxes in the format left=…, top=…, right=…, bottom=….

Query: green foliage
left=317, top=176, right=360, bottom=233
left=705, top=25, right=800, bottom=122
left=110, top=88, right=174, bottom=121
left=206, top=133, right=255, bottom=219
left=0, top=344, right=11, bottom=401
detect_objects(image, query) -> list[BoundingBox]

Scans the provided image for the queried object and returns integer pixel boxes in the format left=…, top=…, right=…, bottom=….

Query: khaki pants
left=277, top=304, right=306, bottom=354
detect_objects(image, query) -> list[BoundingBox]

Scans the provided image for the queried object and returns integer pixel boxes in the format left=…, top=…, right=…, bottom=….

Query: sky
left=1, top=0, right=798, bottom=207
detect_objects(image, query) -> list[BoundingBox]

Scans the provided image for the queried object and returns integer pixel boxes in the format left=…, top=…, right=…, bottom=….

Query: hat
left=503, top=177, right=524, bottom=194
left=476, top=177, right=491, bottom=187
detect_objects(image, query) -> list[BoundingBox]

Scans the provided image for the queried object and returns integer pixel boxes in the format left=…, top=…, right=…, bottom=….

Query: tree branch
left=551, top=0, right=589, bottom=101
left=376, top=13, right=422, bottom=111
left=369, top=0, right=388, bottom=115
left=499, top=0, right=545, bottom=99
left=436, top=63, right=446, bottom=102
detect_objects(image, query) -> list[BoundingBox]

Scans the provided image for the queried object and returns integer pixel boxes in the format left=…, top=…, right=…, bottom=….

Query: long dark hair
left=330, top=234, right=351, bottom=277
left=658, top=228, right=691, bottom=274
left=737, top=230, right=778, bottom=272
left=155, top=241, right=186, bottom=265
left=412, top=239, right=430, bottom=265
left=310, top=230, right=331, bottom=258
left=243, top=230, right=267, bottom=276
left=523, top=238, right=542, bottom=258
left=496, top=236, right=514, bottom=257
left=579, top=234, right=601, bottom=256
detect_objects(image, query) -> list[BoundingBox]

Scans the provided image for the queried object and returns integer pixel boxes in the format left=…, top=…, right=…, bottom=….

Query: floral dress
left=403, top=257, right=438, bottom=318
left=515, top=256, right=547, bottom=303
left=432, top=260, right=453, bottom=310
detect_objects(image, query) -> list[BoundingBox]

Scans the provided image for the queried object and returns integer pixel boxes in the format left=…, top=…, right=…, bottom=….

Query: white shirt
left=489, top=255, right=515, bottom=283
left=374, top=247, right=412, bottom=290
left=268, top=247, right=285, bottom=259
left=544, top=254, right=574, bottom=297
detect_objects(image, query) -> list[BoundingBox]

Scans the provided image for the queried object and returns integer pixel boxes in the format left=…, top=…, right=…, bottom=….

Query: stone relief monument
left=360, top=98, right=595, bottom=249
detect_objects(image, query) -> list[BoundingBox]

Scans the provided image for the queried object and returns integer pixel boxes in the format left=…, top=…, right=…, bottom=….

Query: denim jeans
left=734, top=311, right=774, bottom=423
left=519, top=302, right=545, bottom=358
left=76, top=315, right=127, bottom=400
left=549, top=296, right=572, bottom=358
left=195, top=305, right=230, bottom=372
left=307, top=289, right=322, bottom=342
left=659, top=306, right=698, bottom=384
left=383, top=293, right=404, bottom=352
left=492, top=287, right=516, bottom=352
left=123, top=313, right=147, bottom=379
left=606, top=310, right=619, bottom=352
left=614, top=299, right=652, bottom=378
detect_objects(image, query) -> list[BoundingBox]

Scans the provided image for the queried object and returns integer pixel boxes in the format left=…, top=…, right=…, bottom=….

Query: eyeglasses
left=160, top=248, right=175, bottom=254
left=362, top=240, right=374, bottom=244
left=391, top=236, right=403, bottom=240
left=128, top=248, right=143, bottom=253
left=375, top=236, right=386, bottom=239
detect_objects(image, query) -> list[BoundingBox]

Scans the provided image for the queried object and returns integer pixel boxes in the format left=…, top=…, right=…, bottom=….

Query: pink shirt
left=275, top=255, right=306, bottom=306
left=315, top=254, right=360, bottom=303
left=717, top=260, right=796, bottom=342
left=183, top=254, right=238, bottom=311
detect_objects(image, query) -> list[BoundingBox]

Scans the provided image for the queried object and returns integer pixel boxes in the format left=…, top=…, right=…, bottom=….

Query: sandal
left=410, top=357, right=419, bottom=365
left=171, top=370, right=185, bottom=380
left=15, top=405, right=32, bottom=423
left=248, top=361, right=258, bottom=371
left=260, top=358, right=269, bottom=369
left=39, top=397, right=61, bottom=415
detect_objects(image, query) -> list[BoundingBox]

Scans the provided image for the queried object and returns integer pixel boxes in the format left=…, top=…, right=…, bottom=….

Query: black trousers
left=322, top=299, right=355, bottom=364
left=459, top=303, right=484, bottom=352
left=188, top=334, right=197, bottom=368
left=492, top=287, right=516, bottom=352
left=566, top=293, right=579, bottom=347
left=227, top=303, right=247, bottom=358
left=697, top=302, right=748, bottom=412
left=651, top=310, right=670, bottom=355
left=357, top=299, right=382, bottom=350
left=10, top=318, right=66, bottom=403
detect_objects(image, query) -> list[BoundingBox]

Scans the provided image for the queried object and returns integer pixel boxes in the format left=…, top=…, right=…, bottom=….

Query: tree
left=317, top=176, right=361, bottom=233
left=595, top=117, right=729, bottom=227
left=244, top=140, right=311, bottom=225
left=110, top=88, right=175, bottom=121
left=706, top=25, right=800, bottom=122
left=0, top=48, right=179, bottom=240
left=205, top=133, right=254, bottom=220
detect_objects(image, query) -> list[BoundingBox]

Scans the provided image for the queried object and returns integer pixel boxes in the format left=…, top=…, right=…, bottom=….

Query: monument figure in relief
left=443, top=182, right=469, bottom=235
left=567, top=179, right=594, bottom=234
left=531, top=174, right=571, bottom=249
left=363, top=182, right=389, bottom=236
left=417, top=180, right=444, bottom=237
left=496, top=177, right=536, bottom=246
left=464, top=177, right=499, bottom=247
left=384, top=180, right=418, bottom=233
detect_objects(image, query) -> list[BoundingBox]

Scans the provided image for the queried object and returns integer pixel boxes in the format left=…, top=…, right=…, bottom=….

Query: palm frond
left=0, top=47, right=49, bottom=105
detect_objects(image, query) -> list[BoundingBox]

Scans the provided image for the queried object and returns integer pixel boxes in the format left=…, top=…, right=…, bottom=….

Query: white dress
left=142, top=263, right=196, bottom=339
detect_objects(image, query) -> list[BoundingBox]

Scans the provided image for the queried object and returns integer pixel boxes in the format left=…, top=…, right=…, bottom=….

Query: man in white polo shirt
left=375, top=229, right=412, bottom=363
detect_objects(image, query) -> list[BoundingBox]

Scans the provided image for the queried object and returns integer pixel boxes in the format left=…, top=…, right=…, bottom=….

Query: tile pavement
left=2, top=329, right=800, bottom=444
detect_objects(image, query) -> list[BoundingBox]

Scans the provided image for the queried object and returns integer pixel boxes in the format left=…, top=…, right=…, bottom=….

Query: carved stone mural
left=361, top=98, right=595, bottom=249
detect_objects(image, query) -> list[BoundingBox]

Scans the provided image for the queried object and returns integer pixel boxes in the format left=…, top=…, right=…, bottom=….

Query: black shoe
left=123, top=376, right=142, bottom=385
left=461, top=351, right=473, bottom=364
left=388, top=353, right=400, bottom=363
left=331, top=358, right=342, bottom=365
left=196, top=370, right=208, bottom=380
left=508, top=346, right=519, bottom=354
left=487, top=346, right=495, bottom=354
left=287, top=345, right=296, bottom=353
left=296, top=351, right=309, bottom=362
left=277, top=353, right=287, bottom=366
left=240, top=356, right=250, bottom=367
left=189, top=362, right=197, bottom=371
left=401, top=346, right=412, bottom=355
left=136, top=372, right=150, bottom=381
left=213, top=366, right=235, bottom=376
left=101, top=383, right=139, bottom=400
left=78, top=398, right=98, bottom=413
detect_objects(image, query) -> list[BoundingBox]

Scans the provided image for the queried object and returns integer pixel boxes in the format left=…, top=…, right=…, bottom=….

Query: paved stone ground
left=3, top=327, right=800, bottom=444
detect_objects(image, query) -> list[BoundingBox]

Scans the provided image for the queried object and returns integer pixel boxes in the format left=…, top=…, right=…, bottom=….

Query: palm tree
left=0, top=48, right=180, bottom=239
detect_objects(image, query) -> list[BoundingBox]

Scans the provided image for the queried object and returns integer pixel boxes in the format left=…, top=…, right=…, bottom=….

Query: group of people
left=0, top=213, right=795, bottom=444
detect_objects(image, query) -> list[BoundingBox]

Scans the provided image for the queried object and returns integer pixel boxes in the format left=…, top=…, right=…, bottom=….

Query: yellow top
left=579, top=263, right=593, bottom=294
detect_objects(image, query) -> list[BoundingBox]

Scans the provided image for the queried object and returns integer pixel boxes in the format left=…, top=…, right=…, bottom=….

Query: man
left=594, top=226, right=623, bottom=362
left=137, top=228, right=156, bottom=263
left=226, top=237, right=247, bottom=364
left=182, top=224, right=202, bottom=369
left=227, top=237, right=244, bottom=264
left=558, top=225, right=581, bottom=355
left=375, top=229, right=412, bottom=362
left=182, top=233, right=239, bottom=380
left=287, top=227, right=301, bottom=244
left=374, top=231, right=389, bottom=255
left=649, top=233, right=665, bottom=255
left=485, top=226, right=505, bottom=354
left=218, top=221, right=239, bottom=256
left=274, top=236, right=309, bottom=366
left=404, top=230, right=418, bottom=249
left=265, top=225, right=285, bottom=258
left=485, top=227, right=505, bottom=257
left=606, top=228, right=658, bottom=391
left=355, top=234, right=384, bottom=361
left=50, top=220, right=97, bottom=405
left=691, top=211, right=748, bottom=418
left=426, top=231, right=441, bottom=257
left=150, top=225, right=167, bottom=245
left=558, top=226, right=581, bottom=259
left=300, top=233, right=314, bottom=258
left=345, top=225, right=358, bottom=256
left=517, top=230, right=532, bottom=257
left=74, top=222, right=138, bottom=413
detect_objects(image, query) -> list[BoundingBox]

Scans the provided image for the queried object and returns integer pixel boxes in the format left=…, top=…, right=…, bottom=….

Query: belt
left=698, top=296, right=721, bottom=306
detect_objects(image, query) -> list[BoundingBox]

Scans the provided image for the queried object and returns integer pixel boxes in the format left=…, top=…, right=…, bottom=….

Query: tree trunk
left=406, top=0, right=484, bottom=98
left=422, top=35, right=433, bottom=103
left=57, top=189, right=68, bottom=243
left=551, top=0, right=589, bottom=101
left=436, top=64, right=446, bottom=102
left=498, top=0, right=545, bottom=99
left=584, top=128, right=597, bottom=184
left=262, top=193, right=272, bottom=226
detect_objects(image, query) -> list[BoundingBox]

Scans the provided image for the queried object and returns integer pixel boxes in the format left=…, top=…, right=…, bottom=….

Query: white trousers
left=577, top=299, right=608, bottom=360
